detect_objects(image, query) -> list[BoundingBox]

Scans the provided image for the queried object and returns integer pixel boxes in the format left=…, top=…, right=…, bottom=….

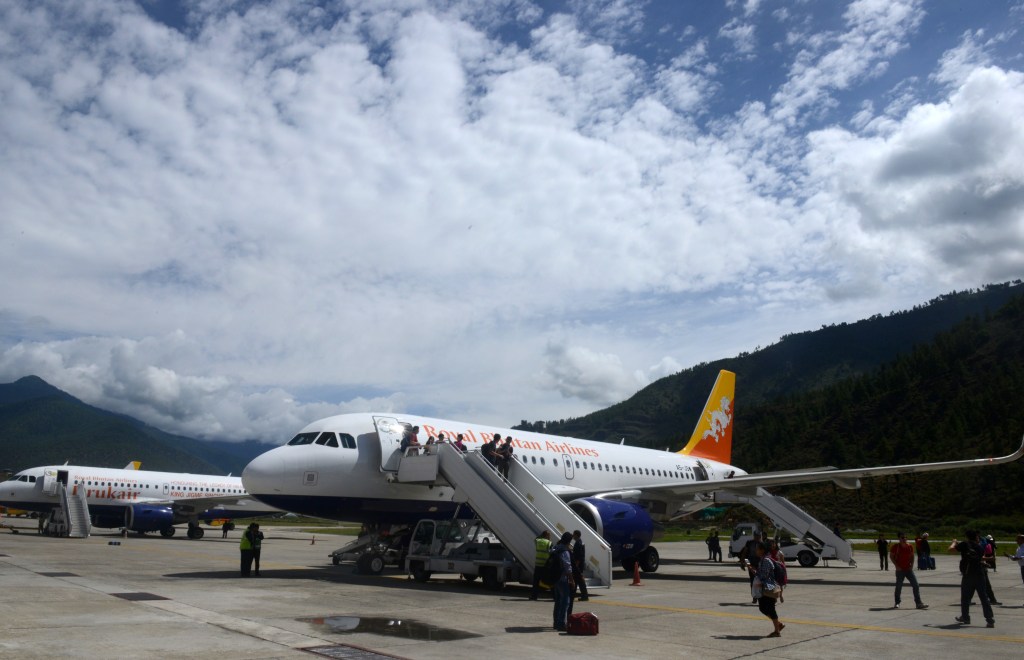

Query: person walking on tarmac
left=876, top=533, right=889, bottom=570
left=890, top=532, right=928, bottom=610
left=571, top=530, right=589, bottom=602
left=951, top=530, right=995, bottom=627
left=529, top=530, right=552, bottom=600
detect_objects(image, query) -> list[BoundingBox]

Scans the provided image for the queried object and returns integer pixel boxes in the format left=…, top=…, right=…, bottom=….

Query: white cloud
left=0, top=0, right=1020, bottom=439
left=0, top=332, right=403, bottom=441
left=771, top=0, right=925, bottom=125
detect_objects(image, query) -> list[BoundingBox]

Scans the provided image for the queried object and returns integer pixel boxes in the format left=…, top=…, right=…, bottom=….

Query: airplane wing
left=560, top=436, right=1024, bottom=500
left=145, top=494, right=279, bottom=517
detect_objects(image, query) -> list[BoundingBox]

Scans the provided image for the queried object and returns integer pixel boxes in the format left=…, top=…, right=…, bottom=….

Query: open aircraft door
left=373, top=416, right=406, bottom=472
left=41, top=469, right=58, bottom=496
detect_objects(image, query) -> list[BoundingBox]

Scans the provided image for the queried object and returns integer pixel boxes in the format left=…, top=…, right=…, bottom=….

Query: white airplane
left=241, top=370, right=1023, bottom=570
left=1, top=461, right=279, bottom=538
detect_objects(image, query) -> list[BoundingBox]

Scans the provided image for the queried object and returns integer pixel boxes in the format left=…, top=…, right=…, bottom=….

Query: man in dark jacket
left=571, top=529, right=589, bottom=602
left=245, top=523, right=265, bottom=577
left=951, top=530, right=994, bottom=627
left=551, top=532, right=575, bottom=631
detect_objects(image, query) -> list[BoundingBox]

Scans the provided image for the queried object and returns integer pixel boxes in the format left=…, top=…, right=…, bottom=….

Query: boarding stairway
left=715, top=487, right=853, bottom=565
left=394, top=444, right=613, bottom=588
left=58, top=481, right=92, bottom=538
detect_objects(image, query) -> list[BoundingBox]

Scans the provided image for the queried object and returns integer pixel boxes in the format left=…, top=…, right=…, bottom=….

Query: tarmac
left=1, top=518, right=1022, bottom=659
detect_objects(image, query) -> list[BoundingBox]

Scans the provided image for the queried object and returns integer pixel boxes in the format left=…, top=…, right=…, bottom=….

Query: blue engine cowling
left=568, top=497, right=654, bottom=562
left=93, top=504, right=175, bottom=532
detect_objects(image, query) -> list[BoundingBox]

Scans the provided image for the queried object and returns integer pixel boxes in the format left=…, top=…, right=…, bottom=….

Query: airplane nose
left=242, top=450, right=286, bottom=495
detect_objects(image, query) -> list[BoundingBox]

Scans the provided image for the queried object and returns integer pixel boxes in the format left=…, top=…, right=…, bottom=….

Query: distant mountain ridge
left=0, top=376, right=274, bottom=474
left=516, top=281, right=1024, bottom=449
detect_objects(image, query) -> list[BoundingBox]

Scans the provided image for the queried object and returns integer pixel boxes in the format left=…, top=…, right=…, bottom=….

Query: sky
left=1, top=0, right=1022, bottom=443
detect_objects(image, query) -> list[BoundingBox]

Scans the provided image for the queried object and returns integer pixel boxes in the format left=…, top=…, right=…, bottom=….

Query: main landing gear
left=621, top=546, right=660, bottom=573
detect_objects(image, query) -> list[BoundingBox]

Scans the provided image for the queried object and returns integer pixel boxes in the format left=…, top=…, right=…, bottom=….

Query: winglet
left=123, top=461, right=141, bottom=471
left=678, top=370, right=735, bottom=464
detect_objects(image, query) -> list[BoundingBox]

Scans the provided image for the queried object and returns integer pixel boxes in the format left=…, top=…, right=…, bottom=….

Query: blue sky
left=1, top=0, right=1022, bottom=441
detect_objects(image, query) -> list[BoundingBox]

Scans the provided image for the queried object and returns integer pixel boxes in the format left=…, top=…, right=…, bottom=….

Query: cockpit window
left=316, top=432, right=337, bottom=447
left=340, top=434, right=356, bottom=449
left=29, top=475, right=36, bottom=482
left=288, top=432, right=319, bottom=446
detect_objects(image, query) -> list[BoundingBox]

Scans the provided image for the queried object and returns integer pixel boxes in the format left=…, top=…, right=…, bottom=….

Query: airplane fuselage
left=1, top=465, right=273, bottom=528
left=241, top=412, right=745, bottom=525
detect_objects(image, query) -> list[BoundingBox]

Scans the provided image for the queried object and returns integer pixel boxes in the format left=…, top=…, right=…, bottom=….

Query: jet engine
left=568, top=497, right=660, bottom=572
left=93, top=504, right=175, bottom=534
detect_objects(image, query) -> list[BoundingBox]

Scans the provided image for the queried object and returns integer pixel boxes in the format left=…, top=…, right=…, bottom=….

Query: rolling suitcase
left=566, top=612, right=599, bottom=636
left=928, top=557, right=935, bottom=570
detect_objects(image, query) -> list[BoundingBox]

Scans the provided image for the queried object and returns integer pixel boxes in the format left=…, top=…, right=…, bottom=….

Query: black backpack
left=544, top=549, right=564, bottom=584
left=771, top=558, right=787, bottom=585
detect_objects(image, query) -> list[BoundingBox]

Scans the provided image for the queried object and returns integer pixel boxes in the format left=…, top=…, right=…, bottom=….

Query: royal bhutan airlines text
left=420, top=425, right=601, bottom=458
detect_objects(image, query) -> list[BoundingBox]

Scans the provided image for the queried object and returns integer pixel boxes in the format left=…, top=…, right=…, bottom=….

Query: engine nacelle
left=568, top=497, right=654, bottom=561
left=93, top=504, right=175, bottom=532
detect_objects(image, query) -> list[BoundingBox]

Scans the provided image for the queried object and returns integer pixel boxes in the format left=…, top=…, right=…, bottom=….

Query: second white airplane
left=241, top=370, right=1023, bottom=571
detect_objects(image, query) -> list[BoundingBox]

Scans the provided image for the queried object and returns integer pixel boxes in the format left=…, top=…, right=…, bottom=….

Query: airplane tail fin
left=124, top=461, right=141, bottom=470
left=677, top=370, right=735, bottom=464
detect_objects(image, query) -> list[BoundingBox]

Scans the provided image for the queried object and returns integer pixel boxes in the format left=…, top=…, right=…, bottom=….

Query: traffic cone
left=630, top=562, right=642, bottom=586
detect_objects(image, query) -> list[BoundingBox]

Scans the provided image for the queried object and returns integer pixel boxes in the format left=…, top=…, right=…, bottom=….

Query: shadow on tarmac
left=505, top=626, right=552, bottom=633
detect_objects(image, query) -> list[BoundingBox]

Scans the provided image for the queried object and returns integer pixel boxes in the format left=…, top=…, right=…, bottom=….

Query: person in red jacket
left=890, top=531, right=928, bottom=610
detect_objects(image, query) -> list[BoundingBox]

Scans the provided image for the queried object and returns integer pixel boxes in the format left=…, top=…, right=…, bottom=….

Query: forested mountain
left=0, top=377, right=273, bottom=474
left=517, top=282, right=1024, bottom=529
left=516, top=282, right=1023, bottom=447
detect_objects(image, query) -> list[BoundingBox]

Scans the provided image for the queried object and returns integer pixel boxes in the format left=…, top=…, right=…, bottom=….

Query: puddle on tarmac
left=300, top=616, right=482, bottom=641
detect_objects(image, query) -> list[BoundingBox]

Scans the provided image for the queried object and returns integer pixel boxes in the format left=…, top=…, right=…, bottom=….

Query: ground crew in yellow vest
left=529, top=529, right=552, bottom=600
left=240, top=524, right=255, bottom=577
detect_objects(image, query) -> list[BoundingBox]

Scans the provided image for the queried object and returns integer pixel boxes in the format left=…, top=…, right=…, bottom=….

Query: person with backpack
left=746, top=541, right=784, bottom=638
left=889, top=532, right=928, bottom=610
left=951, top=530, right=994, bottom=627
left=497, top=437, right=514, bottom=479
left=529, top=530, right=552, bottom=600
left=549, top=532, right=575, bottom=631
left=767, top=539, right=788, bottom=603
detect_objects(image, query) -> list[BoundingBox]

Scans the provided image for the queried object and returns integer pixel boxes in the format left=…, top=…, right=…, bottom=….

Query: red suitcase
left=566, top=612, right=599, bottom=635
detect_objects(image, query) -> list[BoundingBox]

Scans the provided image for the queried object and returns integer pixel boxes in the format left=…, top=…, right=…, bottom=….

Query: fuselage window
left=288, top=432, right=319, bottom=446
left=341, top=434, right=356, bottom=449
left=553, top=459, right=558, bottom=466
left=531, top=456, right=537, bottom=464
left=575, top=461, right=580, bottom=468
left=590, top=462, right=595, bottom=470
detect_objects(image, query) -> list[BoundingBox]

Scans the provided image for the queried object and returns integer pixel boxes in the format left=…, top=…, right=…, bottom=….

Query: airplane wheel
left=357, top=553, right=385, bottom=574
left=480, top=566, right=503, bottom=590
left=332, top=555, right=341, bottom=566
left=460, top=573, right=478, bottom=582
left=187, top=526, right=205, bottom=540
left=797, top=550, right=817, bottom=567
left=410, top=561, right=431, bottom=583
left=621, top=557, right=637, bottom=572
left=160, top=527, right=175, bottom=538
left=639, top=546, right=660, bottom=573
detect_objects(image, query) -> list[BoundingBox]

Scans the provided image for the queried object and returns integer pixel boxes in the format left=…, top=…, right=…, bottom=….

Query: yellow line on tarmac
left=597, top=600, right=1024, bottom=644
